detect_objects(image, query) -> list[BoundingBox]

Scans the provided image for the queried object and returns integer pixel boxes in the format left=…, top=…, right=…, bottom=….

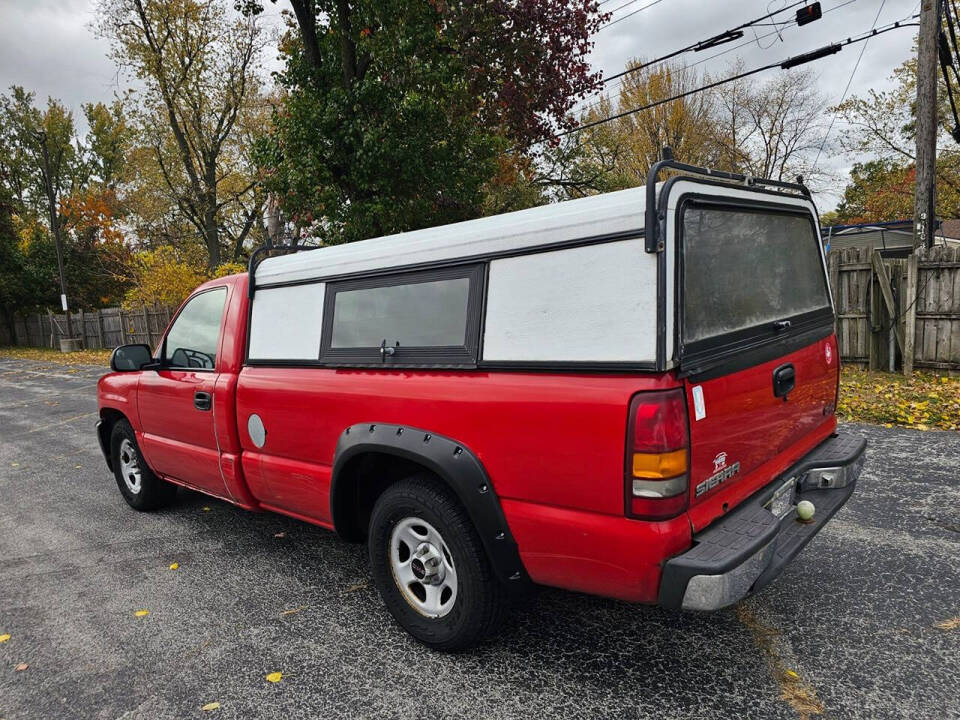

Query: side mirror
left=110, top=344, right=155, bottom=372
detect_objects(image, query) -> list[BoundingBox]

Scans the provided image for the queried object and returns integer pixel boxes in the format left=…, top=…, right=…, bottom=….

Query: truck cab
left=97, top=160, right=865, bottom=650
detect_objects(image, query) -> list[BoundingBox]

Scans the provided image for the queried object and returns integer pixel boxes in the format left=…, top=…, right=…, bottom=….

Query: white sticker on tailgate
left=692, top=385, right=706, bottom=421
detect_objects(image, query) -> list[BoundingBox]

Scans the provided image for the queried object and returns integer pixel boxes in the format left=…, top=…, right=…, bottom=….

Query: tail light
left=625, top=388, right=690, bottom=519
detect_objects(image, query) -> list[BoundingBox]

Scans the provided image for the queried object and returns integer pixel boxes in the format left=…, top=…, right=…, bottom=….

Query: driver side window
left=163, top=288, right=227, bottom=370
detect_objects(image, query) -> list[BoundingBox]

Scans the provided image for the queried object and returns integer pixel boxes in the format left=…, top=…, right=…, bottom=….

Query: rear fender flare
left=331, top=423, right=530, bottom=588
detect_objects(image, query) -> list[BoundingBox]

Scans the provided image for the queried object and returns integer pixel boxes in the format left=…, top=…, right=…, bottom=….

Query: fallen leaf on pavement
left=934, top=617, right=960, bottom=630
left=202, top=506, right=211, bottom=512
left=281, top=607, right=305, bottom=616
left=0, top=634, right=9, bottom=643
left=201, top=701, right=221, bottom=711
left=14, top=663, right=28, bottom=672
left=344, top=582, right=368, bottom=593
left=134, top=610, right=149, bottom=617
left=273, top=532, right=285, bottom=538
left=265, top=672, right=283, bottom=683
left=169, top=562, right=179, bottom=570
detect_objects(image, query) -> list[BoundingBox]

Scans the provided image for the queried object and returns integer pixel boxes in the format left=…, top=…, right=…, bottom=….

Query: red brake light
left=631, top=389, right=688, bottom=452
left=625, top=389, right=690, bottom=520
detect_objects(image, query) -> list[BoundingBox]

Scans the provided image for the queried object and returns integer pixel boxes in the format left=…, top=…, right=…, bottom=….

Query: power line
left=604, top=0, right=648, bottom=15
left=599, top=0, right=670, bottom=31
left=573, top=0, right=859, bottom=118
left=554, top=16, right=919, bottom=141
left=939, top=0, right=960, bottom=141
left=596, top=0, right=808, bottom=88
left=812, top=0, right=888, bottom=171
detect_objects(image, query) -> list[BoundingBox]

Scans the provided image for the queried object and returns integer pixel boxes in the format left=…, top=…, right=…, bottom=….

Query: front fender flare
left=331, top=423, right=530, bottom=589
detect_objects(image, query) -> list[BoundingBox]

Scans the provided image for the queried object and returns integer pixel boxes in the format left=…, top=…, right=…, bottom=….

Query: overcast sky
left=0, top=0, right=921, bottom=210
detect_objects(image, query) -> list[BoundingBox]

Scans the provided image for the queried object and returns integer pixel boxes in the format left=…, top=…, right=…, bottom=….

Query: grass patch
left=0, top=346, right=112, bottom=366
left=839, top=366, right=960, bottom=431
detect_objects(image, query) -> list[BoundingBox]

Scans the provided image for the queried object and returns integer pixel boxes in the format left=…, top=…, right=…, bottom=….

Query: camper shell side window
left=319, top=264, right=484, bottom=366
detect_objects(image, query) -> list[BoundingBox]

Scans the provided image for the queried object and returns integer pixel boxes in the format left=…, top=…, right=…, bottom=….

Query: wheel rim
left=389, top=517, right=458, bottom=618
left=118, top=438, right=142, bottom=494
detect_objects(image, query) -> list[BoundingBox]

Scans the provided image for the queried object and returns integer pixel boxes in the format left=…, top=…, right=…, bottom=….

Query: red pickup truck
left=97, top=161, right=865, bottom=649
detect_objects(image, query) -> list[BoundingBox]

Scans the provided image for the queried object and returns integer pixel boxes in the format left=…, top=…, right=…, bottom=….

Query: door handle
left=773, top=363, right=795, bottom=399
left=194, top=391, right=212, bottom=411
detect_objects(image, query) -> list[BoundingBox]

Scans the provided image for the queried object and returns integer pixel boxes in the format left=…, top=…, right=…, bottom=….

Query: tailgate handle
left=193, top=391, right=212, bottom=411
left=773, top=363, right=795, bottom=399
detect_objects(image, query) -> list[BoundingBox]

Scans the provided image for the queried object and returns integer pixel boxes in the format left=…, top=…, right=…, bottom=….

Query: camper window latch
left=380, top=339, right=396, bottom=361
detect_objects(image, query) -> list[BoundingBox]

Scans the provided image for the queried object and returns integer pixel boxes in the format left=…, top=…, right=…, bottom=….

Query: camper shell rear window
left=679, top=202, right=832, bottom=355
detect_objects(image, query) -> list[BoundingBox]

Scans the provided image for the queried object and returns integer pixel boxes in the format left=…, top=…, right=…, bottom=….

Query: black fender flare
left=331, top=423, right=531, bottom=588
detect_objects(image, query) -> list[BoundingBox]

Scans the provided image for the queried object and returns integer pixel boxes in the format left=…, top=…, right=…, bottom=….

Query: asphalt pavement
left=0, top=355, right=957, bottom=720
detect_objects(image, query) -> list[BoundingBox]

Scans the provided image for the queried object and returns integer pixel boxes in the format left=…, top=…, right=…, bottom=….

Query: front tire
left=368, top=474, right=507, bottom=650
left=110, top=419, right=177, bottom=511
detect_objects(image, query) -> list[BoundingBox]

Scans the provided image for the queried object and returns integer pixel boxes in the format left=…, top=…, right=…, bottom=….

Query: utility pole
left=35, top=130, right=74, bottom=342
left=913, top=0, right=940, bottom=250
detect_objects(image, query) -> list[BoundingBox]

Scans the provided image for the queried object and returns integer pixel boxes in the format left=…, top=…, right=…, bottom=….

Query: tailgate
left=675, top=198, right=838, bottom=532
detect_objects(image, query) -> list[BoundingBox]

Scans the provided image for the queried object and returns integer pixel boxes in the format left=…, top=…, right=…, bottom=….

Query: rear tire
left=110, top=419, right=177, bottom=511
left=368, top=474, right=507, bottom=650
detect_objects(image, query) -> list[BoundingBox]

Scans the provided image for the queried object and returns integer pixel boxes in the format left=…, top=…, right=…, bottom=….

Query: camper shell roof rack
left=643, top=147, right=811, bottom=253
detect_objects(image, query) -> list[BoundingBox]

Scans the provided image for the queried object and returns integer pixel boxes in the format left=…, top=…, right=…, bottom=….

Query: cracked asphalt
left=0, top=355, right=957, bottom=720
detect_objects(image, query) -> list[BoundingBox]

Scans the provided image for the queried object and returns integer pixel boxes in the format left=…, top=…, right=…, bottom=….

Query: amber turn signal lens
left=632, top=449, right=687, bottom=479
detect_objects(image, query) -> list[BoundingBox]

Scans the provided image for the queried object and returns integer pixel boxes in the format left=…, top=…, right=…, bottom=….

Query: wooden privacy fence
left=828, top=245, right=960, bottom=372
left=2, top=248, right=958, bottom=371
left=0, top=304, right=176, bottom=351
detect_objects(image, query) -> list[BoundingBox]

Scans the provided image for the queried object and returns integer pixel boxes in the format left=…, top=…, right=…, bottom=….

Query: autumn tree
left=711, top=67, right=829, bottom=186
left=96, top=0, right=267, bottom=268
left=833, top=55, right=960, bottom=223
left=541, top=61, right=718, bottom=199
left=0, top=88, right=134, bottom=313
left=242, top=0, right=606, bottom=244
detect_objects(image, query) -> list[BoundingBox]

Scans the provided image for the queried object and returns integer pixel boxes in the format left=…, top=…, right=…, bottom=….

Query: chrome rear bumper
left=658, top=432, right=866, bottom=611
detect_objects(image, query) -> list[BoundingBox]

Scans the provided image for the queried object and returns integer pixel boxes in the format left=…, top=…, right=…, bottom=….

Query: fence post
left=868, top=270, right=879, bottom=371
left=96, top=309, right=105, bottom=349
left=904, top=252, right=918, bottom=377
left=119, top=308, right=128, bottom=345
left=828, top=252, right=840, bottom=315
left=78, top=308, right=86, bottom=349
left=141, top=302, right=150, bottom=346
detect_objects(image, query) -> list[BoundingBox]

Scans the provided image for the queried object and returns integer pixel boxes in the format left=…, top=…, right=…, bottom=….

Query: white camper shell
left=247, top=165, right=827, bottom=374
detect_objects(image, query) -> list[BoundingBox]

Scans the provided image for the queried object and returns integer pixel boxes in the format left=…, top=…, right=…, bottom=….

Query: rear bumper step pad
left=658, top=432, right=866, bottom=611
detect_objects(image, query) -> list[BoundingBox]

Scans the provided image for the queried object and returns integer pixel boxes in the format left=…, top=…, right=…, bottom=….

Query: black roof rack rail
left=644, top=146, right=811, bottom=253
left=247, top=243, right=320, bottom=299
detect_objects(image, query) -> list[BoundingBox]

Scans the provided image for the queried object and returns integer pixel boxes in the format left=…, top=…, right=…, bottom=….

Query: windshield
left=681, top=204, right=831, bottom=346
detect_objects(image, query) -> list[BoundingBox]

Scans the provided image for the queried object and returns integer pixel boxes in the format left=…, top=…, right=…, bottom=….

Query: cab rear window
left=680, top=204, right=831, bottom=346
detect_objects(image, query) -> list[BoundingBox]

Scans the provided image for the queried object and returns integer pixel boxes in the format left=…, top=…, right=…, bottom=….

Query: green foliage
left=257, top=2, right=498, bottom=243
left=83, top=101, right=132, bottom=188
left=254, top=0, right=603, bottom=244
